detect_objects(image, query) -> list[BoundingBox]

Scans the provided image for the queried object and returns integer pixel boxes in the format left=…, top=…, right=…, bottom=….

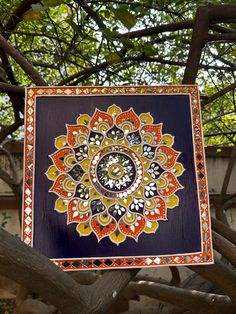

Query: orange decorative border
left=22, top=85, right=213, bottom=270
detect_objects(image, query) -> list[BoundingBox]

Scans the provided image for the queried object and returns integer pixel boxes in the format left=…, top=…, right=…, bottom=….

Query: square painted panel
left=22, top=86, right=213, bottom=270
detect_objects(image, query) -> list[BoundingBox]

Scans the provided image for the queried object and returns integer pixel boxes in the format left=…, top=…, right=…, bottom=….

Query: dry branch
left=211, top=217, right=236, bottom=245
left=189, top=258, right=236, bottom=304
left=124, top=280, right=234, bottom=314
left=0, top=34, right=47, bottom=85
left=212, top=231, right=236, bottom=268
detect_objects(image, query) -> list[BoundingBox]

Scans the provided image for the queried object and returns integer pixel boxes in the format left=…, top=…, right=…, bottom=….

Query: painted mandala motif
left=46, top=105, right=185, bottom=245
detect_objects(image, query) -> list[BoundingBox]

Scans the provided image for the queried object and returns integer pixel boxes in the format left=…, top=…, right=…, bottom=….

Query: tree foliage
left=0, top=1, right=236, bottom=314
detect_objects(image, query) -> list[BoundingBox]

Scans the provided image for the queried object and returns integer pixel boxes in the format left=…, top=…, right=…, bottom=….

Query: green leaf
left=113, top=9, right=137, bottom=30
left=43, top=0, right=63, bottom=7
left=102, top=28, right=118, bottom=40
left=106, top=53, right=121, bottom=64
left=66, top=18, right=80, bottom=33
left=119, top=38, right=134, bottom=50
left=144, top=43, right=157, bottom=56
left=22, top=9, right=44, bottom=21
left=31, top=3, right=45, bottom=12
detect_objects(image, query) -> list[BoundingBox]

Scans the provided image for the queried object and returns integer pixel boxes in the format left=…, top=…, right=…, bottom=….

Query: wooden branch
left=0, top=146, right=18, bottom=183
left=204, top=131, right=236, bottom=137
left=211, top=217, right=236, bottom=246
left=202, top=81, right=236, bottom=106
left=220, top=146, right=236, bottom=201
left=209, top=5, right=236, bottom=23
left=3, top=0, right=39, bottom=38
left=183, top=6, right=209, bottom=84
left=121, top=20, right=193, bottom=39
left=0, top=82, right=25, bottom=94
left=208, top=33, right=236, bottom=42
left=78, top=0, right=106, bottom=29
left=0, top=227, right=90, bottom=314
left=189, top=258, right=236, bottom=304
left=0, top=34, right=47, bottom=85
left=212, top=231, right=236, bottom=268
left=124, top=281, right=234, bottom=314
left=90, top=269, right=139, bottom=314
left=16, top=299, right=56, bottom=314
left=58, top=54, right=236, bottom=86
left=0, top=119, right=24, bottom=144
left=169, top=267, right=181, bottom=286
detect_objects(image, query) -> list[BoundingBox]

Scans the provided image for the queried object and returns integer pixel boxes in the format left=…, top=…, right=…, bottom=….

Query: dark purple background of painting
left=33, top=94, right=201, bottom=259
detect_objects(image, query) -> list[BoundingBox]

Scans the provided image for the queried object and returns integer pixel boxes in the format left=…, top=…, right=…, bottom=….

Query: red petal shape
left=116, top=108, right=140, bottom=131
left=156, top=146, right=180, bottom=170
left=118, top=214, right=145, bottom=240
left=68, top=199, right=90, bottom=223
left=158, top=171, right=183, bottom=197
left=66, top=125, right=89, bottom=147
left=51, top=147, right=74, bottom=172
left=144, top=197, right=167, bottom=221
left=90, top=215, right=117, bottom=240
left=141, top=124, right=162, bottom=145
left=90, top=109, right=113, bottom=131
left=49, top=174, right=75, bottom=199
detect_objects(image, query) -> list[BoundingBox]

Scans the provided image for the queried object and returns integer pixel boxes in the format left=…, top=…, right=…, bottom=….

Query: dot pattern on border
left=46, top=105, right=185, bottom=245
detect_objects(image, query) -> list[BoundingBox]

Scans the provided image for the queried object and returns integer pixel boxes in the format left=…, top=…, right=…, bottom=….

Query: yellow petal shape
left=55, top=198, right=68, bottom=213
left=107, top=104, right=122, bottom=117
left=145, top=199, right=155, bottom=210
left=131, top=145, right=142, bottom=155
left=161, top=134, right=174, bottom=147
left=165, top=195, right=179, bottom=209
left=156, top=176, right=168, bottom=189
left=102, top=197, right=115, bottom=207
left=143, top=172, right=152, bottom=184
left=139, top=113, right=153, bottom=125
left=89, top=146, right=100, bottom=157
left=63, top=177, right=76, bottom=190
left=55, top=135, right=67, bottom=149
left=102, top=137, right=114, bottom=147
left=64, top=154, right=76, bottom=168
left=79, top=158, right=90, bottom=172
left=133, top=185, right=144, bottom=198
left=76, top=114, right=90, bottom=125
left=90, top=188, right=100, bottom=200
left=173, top=163, right=185, bottom=177
left=140, top=157, right=151, bottom=170
left=119, top=196, right=132, bottom=207
left=117, top=137, right=130, bottom=146
left=76, top=223, right=92, bottom=236
left=110, top=232, right=126, bottom=245
left=81, top=173, right=92, bottom=187
left=77, top=134, right=88, bottom=145
left=45, top=165, right=59, bottom=181
left=78, top=200, right=89, bottom=212
left=144, top=221, right=159, bottom=234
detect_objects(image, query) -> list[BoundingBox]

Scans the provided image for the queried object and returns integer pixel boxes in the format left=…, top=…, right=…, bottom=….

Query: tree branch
left=3, top=0, right=39, bottom=38
left=0, top=119, right=24, bottom=144
left=0, top=228, right=91, bottom=314
left=183, top=6, right=209, bottom=84
left=124, top=280, right=234, bottom=314
left=211, top=217, right=236, bottom=246
left=0, top=34, right=47, bottom=85
left=202, top=81, right=236, bottom=106
left=189, top=258, right=236, bottom=304
left=0, top=82, right=24, bottom=94
left=212, top=231, right=236, bottom=268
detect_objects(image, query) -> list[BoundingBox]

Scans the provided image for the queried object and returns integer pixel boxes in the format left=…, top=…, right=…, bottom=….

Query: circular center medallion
left=90, top=145, right=143, bottom=199
left=97, top=152, right=136, bottom=192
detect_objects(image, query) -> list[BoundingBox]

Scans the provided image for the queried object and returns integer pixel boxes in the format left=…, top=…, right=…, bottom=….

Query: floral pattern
left=46, top=105, right=184, bottom=245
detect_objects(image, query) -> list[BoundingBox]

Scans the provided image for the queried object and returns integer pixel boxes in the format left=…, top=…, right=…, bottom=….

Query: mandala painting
left=22, top=85, right=213, bottom=270
left=46, top=105, right=184, bottom=245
